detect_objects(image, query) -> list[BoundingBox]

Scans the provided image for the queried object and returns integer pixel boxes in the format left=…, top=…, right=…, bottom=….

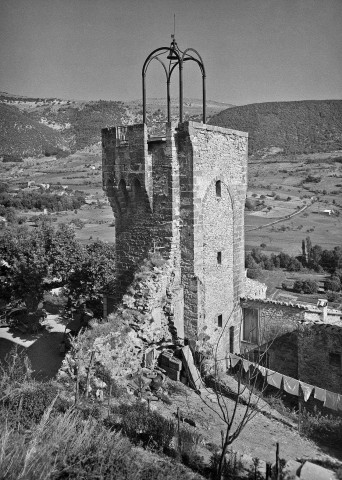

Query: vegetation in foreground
left=0, top=222, right=116, bottom=317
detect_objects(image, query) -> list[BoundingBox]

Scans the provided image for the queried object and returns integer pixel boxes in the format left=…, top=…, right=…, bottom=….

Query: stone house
left=240, top=297, right=342, bottom=394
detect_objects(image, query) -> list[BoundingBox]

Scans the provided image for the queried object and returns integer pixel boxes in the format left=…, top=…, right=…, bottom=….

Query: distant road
left=246, top=203, right=310, bottom=232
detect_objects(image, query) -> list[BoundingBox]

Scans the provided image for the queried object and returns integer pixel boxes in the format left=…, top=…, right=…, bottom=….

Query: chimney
left=317, top=299, right=328, bottom=323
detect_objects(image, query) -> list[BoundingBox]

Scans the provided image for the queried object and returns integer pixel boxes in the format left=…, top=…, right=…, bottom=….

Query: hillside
left=209, top=100, right=342, bottom=157
left=0, top=93, right=231, bottom=157
left=0, top=103, right=68, bottom=159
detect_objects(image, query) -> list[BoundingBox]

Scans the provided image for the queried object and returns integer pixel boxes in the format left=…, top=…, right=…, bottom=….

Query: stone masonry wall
left=177, top=122, right=248, bottom=354
left=298, top=323, right=342, bottom=394
left=102, top=121, right=248, bottom=359
left=240, top=299, right=305, bottom=377
left=241, top=299, right=342, bottom=393
left=102, top=124, right=181, bottom=302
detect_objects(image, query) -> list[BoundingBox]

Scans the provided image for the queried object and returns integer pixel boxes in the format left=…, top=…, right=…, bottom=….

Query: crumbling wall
left=298, top=323, right=342, bottom=394
left=59, top=253, right=184, bottom=389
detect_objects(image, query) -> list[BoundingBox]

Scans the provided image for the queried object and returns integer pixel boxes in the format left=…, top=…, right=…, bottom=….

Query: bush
left=324, top=276, right=341, bottom=292
left=326, top=291, right=341, bottom=302
left=293, top=279, right=318, bottom=294
left=177, top=426, right=203, bottom=472
left=113, top=402, right=175, bottom=451
left=301, top=410, right=342, bottom=445
left=4, top=382, right=59, bottom=429
left=246, top=268, right=262, bottom=280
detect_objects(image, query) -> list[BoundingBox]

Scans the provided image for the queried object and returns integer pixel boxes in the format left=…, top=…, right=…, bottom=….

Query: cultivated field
left=245, top=151, right=342, bottom=256
left=0, top=149, right=116, bottom=244
left=2, top=149, right=341, bottom=252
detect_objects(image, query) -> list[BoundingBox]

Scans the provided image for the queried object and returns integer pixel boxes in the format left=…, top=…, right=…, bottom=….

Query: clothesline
left=228, top=353, right=342, bottom=413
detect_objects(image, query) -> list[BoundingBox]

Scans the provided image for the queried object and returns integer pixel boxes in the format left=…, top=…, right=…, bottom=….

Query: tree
left=293, top=279, right=318, bottom=294
left=324, top=276, right=341, bottom=292
left=64, top=240, right=116, bottom=317
left=195, top=307, right=272, bottom=479
left=301, top=240, right=307, bottom=263
left=0, top=224, right=82, bottom=312
left=306, top=236, right=312, bottom=262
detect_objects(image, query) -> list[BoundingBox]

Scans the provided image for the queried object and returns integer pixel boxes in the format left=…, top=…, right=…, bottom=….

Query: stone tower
left=102, top=39, right=248, bottom=355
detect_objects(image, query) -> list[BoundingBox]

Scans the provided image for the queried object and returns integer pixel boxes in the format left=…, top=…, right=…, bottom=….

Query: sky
left=0, top=0, right=341, bottom=105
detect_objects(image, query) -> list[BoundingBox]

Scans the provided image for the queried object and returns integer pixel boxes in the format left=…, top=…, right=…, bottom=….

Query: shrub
left=326, top=291, right=340, bottom=302
left=245, top=198, right=255, bottom=211
left=293, top=279, right=318, bottom=294
left=114, top=402, right=175, bottom=451
left=324, top=276, right=341, bottom=292
left=4, top=382, right=59, bottom=429
left=301, top=410, right=342, bottom=445
left=246, top=268, right=262, bottom=280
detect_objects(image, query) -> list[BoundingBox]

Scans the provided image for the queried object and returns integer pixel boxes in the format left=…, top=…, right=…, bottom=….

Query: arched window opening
left=132, top=178, right=147, bottom=212
left=118, top=179, right=129, bottom=210
left=216, top=180, right=221, bottom=198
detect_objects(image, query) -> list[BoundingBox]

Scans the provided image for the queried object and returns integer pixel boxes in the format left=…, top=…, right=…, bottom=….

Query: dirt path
left=246, top=203, right=310, bottom=232
left=157, top=382, right=340, bottom=465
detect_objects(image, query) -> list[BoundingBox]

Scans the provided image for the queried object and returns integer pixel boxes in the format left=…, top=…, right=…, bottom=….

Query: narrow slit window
left=218, top=314, right=223, bottom=328
left=216, top=180, right=221, bottom=197
left=229, top=326, right=234, bottom=352
left=217, top=251, right=222, bottom=265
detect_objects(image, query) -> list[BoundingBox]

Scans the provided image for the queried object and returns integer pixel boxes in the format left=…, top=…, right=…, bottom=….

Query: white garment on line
left=283, top=376, right=299, bottom=396
left=314, top=387, right=326, bottom=403
left=266, top=369, right=283, bottom=389
left=299, top=382, right=314, bottom=402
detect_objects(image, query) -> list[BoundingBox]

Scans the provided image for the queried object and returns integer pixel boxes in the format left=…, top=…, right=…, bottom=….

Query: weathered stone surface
left=300, top=461, right=337, bottom=480
left=182, top=345, right=203, bottom=390
left=283, top=459, right=301, bottom=480
left=102, top=121, right=248, bottom=359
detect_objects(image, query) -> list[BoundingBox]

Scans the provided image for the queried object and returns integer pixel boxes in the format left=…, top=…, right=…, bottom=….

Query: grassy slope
left=0, top=93, right=233, bottom=157
left=0, top=103, right=68, bottom=158
left=209, top=100, right=342, bottom=156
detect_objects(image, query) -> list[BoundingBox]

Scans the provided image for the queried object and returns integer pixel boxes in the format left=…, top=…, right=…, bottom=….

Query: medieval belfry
left=102, top=36, right=248, bottom=354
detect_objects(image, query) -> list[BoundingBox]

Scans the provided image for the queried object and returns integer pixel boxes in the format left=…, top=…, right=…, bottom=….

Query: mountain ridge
left=1, top=93, right=342, bottom=160
left=209, top=99, right=342, bottom=158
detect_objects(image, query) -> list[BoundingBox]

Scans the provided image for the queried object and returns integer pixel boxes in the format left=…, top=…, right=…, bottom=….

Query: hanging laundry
left=324, top=390, right=339, bottom=411
left=283, top=376, right=299, bottom=396
left=242, top=359, right=251, bottom=372
left=337, top=395, right=342, bottom=412
left=258, top=365, right=267, bottom=377
left=230, top=354, right=241, bottom=368
left=314, top=387, right=326, bottom=403
left=299, top=382, right=314, bottom=402
left=266, top=369, right=283, bottom=389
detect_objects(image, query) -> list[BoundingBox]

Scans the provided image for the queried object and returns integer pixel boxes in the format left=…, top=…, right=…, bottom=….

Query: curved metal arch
left=142, top=39, right=206, bottom=124
left=168, top=56, right=206, bottom=123
left=142, top=46, right=182, bottom=123
left=144, top=55, right=171, bottom=122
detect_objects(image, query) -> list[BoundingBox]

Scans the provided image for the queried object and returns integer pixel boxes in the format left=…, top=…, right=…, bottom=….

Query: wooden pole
left=276, top=442, right=280, bottom=480
left=85, top=350, right=95, bottom=399
left=177, top=407, right=181, bottom=452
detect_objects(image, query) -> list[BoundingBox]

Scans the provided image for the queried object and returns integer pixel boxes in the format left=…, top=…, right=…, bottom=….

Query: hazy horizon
left=1, top=0, right=342, bottom=105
